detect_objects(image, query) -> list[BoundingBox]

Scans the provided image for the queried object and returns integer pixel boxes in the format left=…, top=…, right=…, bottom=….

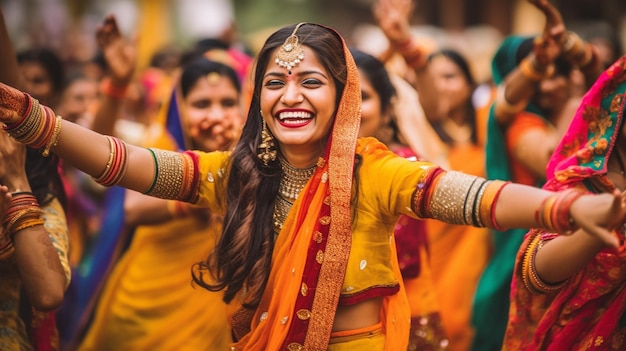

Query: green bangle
left=143, top=148, right=159, bottom=194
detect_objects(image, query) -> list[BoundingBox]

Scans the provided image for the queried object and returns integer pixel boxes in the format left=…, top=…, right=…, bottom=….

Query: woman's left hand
left=570, top=189, right=626, bottom=248
left=0, top=126, right=28, bottom=192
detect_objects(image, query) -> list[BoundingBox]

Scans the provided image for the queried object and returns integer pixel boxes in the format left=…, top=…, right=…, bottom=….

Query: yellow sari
left=78, top=215, right=231, bottom=351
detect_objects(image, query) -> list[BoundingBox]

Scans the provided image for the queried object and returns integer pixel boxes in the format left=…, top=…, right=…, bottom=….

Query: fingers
left=96, top=14, right=122, bottom=48
left=594, top=190, right=623, bottom=249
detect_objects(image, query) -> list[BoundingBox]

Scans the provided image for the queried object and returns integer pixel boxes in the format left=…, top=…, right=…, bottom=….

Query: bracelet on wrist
left=394, top=36, right=429, bottom=71
left=100, top=78, right=129, bottom=99
left=519, top=55, right=555, bottom=82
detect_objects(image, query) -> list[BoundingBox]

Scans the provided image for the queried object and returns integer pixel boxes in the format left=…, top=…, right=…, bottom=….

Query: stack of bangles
left=3, top=94, right=62, bottom=157
left=519, top=54, right=555, bottom=82
left=0, top=192, right=45, bottom=262
left=394, top=37, right=429, bottom=71
left=535, top=188, right=585, bottom=234
left=521, top=233, right=567, bottom=294
left=92, top=136, right=129, bottom=187
left=411, top=170, right=509, bottom=230
left=562, top=31, right=600, bottom=71
left=100, top=77, right=129, bottom=100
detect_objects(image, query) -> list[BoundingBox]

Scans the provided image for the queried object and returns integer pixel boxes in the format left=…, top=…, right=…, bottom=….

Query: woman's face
left=260, top=45, right=337, bottom=161
left=19, top=61, right=54, bottom=105
left=536, top=74, right=570, bottom=116
left=57, top=77, right=99, bottom=125
left=429, top=55, right=472, bottom=115
left=357, top=69, right=385, bottom=138
left=184, top=73, right=243, bottom=152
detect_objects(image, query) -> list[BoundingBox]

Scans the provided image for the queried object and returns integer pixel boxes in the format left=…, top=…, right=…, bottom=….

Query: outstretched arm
left=494, top=184, right=623, bottom=249
left=419, top=171, right=624, bottom=249
left=0, top=81, right=156, bottom=195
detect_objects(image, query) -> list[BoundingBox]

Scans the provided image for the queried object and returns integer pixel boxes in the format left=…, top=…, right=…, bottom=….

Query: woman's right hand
left=529, top=0, right=566, bottom=41
left=0, top=82, right=29, bottom=125
left=96, top=14, right=137, bottom=87
left=0, top=127, right=28, bottom=192
left=373, top=0, right=414, bottom=44
left=529, top=0, right=566, bottom=66
left=569, top=188, right=626, bottom=249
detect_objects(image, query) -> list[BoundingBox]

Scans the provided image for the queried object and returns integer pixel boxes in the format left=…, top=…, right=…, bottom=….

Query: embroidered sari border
left=303, top=28, right=361, bottom=350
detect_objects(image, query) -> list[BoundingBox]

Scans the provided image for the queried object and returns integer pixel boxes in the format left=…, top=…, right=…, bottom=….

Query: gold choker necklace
left=278, top=157, right=316, bottom=200
left=273, top=157, right=317, bottom=231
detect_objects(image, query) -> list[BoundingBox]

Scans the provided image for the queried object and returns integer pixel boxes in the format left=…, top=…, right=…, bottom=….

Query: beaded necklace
left=273, top=157, right=317, bottom=231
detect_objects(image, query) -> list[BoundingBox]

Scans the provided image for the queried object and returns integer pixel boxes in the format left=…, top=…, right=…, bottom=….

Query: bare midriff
left=332, top=297, right=383, bottom=331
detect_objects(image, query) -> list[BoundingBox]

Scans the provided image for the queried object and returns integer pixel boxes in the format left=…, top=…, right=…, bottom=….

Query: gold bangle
left=144, top=149, right=185, bottom=200
left=521, top=234, right=567, bottom=294
left=428, top=171, right=479, bottom=225
left=562, top=31, right=582, bottom=55
left=42, top=115, right=62, bottom=157
left=94, top=136, right=116, bottom=182
left=519, top=56, right=555, bottom=82
left=13, top=219, right=45, bottom=234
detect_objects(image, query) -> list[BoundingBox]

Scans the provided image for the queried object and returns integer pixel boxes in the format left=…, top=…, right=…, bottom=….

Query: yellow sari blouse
left=194, top=137, right=438, bottom=350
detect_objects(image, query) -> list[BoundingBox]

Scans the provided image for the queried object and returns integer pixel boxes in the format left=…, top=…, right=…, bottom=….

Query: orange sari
left=426, top=143, right=490, bottom=351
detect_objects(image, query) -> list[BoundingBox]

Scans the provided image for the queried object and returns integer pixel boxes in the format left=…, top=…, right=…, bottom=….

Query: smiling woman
left=0, top=22, right=624, bottom=351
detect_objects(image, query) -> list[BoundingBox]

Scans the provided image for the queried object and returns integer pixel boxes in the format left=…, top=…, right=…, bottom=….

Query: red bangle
left=489, top=181, right=510, bottom=231
left=100, top=78, right=129, bottom=99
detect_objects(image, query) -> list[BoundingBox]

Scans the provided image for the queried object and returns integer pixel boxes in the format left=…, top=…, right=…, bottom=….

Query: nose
left=201, top=106, right=226, bottom=127
left=280, top=83, right=304, bottom=105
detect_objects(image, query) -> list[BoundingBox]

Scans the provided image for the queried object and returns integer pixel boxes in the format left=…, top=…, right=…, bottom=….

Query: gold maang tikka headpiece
left=206, top=72, right=221, bottom=85
left=275, top=22, right=306, bottom=71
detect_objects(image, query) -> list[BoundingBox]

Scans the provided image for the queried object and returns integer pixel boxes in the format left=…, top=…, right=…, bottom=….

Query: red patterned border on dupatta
left=301, top=26, right=361, bottom=350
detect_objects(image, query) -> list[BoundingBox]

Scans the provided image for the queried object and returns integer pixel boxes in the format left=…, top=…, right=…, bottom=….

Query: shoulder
left=355, top=137, right=391, bottom=155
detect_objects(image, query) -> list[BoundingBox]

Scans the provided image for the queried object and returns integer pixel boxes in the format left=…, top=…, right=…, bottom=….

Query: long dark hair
left=192, top=23, right=348, bottom=308
left=179, top=58, right=241, bottom=98
left=17, top=47, right=65, bottom=106
left=26, top=148, right=66, bottom=208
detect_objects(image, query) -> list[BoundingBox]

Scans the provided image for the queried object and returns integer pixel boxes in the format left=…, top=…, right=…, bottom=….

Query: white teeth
left=278, top=111, right=312, bottom=120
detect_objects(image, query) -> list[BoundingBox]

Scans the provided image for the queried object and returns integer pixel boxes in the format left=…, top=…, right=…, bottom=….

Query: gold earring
left=257, top=118, right=277, bottom=166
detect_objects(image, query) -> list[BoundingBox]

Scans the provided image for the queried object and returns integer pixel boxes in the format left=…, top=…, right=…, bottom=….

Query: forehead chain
left=275, top=22, right=307, bottom=71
